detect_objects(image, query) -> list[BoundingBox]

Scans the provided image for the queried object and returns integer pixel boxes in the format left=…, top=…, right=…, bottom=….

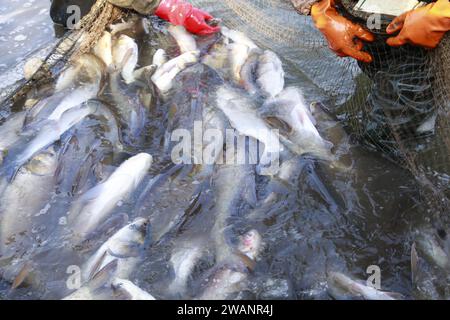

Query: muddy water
left=0, top=2, right=440, bottom=300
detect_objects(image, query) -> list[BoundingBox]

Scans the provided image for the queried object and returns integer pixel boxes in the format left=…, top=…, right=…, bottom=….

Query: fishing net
left=190, top=0, right=450, bottom=226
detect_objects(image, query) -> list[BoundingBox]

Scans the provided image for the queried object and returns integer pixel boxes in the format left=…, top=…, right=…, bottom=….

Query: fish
left=216, top=85, right=282, bottom=159
left=201, top=38, right=230, bottom=75
left=327, top=272, right=402, bottom=300
left=0, top=111, right=26, bottom=164
left=260, top=87, right=333, bottom=160
left=55, top=103, right=122, bottom=196
left=112, top=35, right=139, bottom=84
left=220, top=27, right=259, bottom=85
left=152, top=49, right=168, bottom=67
left=136, top=64, right=224, bottom=244
left=167, top=237, right=205, bottom=297
left=2, top=102, right=98, bottom=180
left=239, top=48, right=262, bottom=95
left=197, top=230, right=262, bottom=300
left=112, top=278, right=155, bottom=300
left=309, top=102, right=351, bottom=157
left=168, top=25, right=198, bottom=54
left=221, top=27, right=258, bottom=50
left=256, top=50, right=285, bottom=98
left=415, top=232, right=450, bottom=271
left=93, top=31, right=113, bottom=68
left=63, top=259, right=118, bottom=300
left=55, top=54, right=105, bottom=92
left=410, top=242, right=443, bottom=300
left=163, top=63, right=224, bottom=156
left=108, top=44, right=148, bottom=144
left=81, top=218, right=149, bottom=283
left=109, top=16, right=140, bottom=35
left=68, top=153, right=152, bottom=241
left=0, top=148, right=58, bottom=257
left=227, top=43, right=251, bottom=84
left=151, top=51, right=200, bottom=93
left=209, top=150, right=257, bottom=264
left=25, top=85, right=100, bottom=129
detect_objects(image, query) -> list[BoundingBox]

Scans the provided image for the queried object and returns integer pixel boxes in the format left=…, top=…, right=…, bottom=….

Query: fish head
left=128, top=218, right=150, bottom=244
left=24, top=149, right=57, bottom=176
left=238, top=229, right=262, bottom=260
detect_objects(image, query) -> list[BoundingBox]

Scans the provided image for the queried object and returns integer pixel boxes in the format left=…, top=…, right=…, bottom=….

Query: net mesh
left=190, top=0, right=450, bottom=225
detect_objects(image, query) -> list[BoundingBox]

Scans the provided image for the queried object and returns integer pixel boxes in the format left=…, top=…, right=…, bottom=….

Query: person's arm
left=311, top=0, right=375, bottom=63
left=108, top=0, right=220, bottom=35
left=386, top=0, right=450, bottom=49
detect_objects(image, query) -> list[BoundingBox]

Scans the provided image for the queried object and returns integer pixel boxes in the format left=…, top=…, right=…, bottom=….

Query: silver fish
left=81, top=218, right=149, bottom=283
left=112, top=34, right=139, bottom=84
left=256, top=50, right=285, bottom=98
left=69, top=153, right=152, bottom=240
left=327, top=272, right=402, bottom=300
left=210, top=150, right=257, bottom=264
left=168, top=25, right=198, bottom=54
left=93, top=31, right=113, bottom=68
left=0, top=148, right=58, bottom=256
left=0, top=111, right=26, bottom=164
left=151, top=51, right=199, bottom=94
left=108, top=59, right=148, bottom=145
left=2, top=102, right=97, bottom=180
left=167, top=237, right=205, bottom=297
left=197, top=230, right=262, bottom=300
left=216, top=85, right=282, bottom=161
left=55, top=103, right=122, bottom=196
left=260, top=87, right=333, bottom=160
left=55, top=53, right=105, bottom=92
left=112, top=278, right=155, bottom=300
left=416, top=231, right=450, bottom=271
left=221, top=27, right=258, bottom=50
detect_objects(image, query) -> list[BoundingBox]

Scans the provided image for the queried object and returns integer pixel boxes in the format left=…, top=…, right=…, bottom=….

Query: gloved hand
left=311, top=0, right=375, bottom=63
left=386, top=0, right=450, bottom=49
left=155, top=0, right=220, bottom=36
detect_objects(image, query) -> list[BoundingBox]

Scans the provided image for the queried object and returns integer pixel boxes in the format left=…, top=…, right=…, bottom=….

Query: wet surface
left=0, top=2, right=446, bottom=300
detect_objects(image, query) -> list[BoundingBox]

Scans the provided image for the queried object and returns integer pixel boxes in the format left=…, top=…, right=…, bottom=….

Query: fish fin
left=88, top=250, right=109, bottom=282
left=242, top=174, right=257, bottom=208
left=107, top=242, right=141, bottom=259
left=134, top=163, right=184, bottom=211
left=411, top=242, right=419, bottom=285
left=383, top=291, right=404, bottom=300
left=11, top=261, right=33, bottom=290
left=2, top=162, right=21, bottom=183
left=234, top=251, right=256, bottom=272
left=89, top=259, right=118, bottom=290
left=133, top=65, right=157, bottom=83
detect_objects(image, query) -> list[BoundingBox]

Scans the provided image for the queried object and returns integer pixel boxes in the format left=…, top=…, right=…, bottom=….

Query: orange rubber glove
left=387, top=0, right=450, bottom=49
left=311, top=0, right=375, bottom=63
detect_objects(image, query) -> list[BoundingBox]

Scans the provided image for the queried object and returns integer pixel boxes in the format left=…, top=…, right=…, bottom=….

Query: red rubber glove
left=312, top=0, right=375, bottom=63
left=155, top=0, right=220, bottom=36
